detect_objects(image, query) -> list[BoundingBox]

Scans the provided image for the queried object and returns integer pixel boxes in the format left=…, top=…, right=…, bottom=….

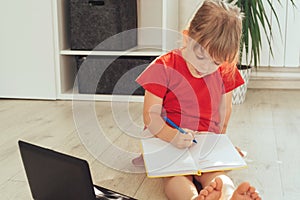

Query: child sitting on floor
left=135, top=0, right=261, bottom=199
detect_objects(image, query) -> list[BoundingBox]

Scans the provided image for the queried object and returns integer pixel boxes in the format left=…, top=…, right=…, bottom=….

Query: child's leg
left=163, top=175, right=198, bottom=200
left=195, top=172, right=235, bottom=200
left=195, top=172, right=261, bottom=200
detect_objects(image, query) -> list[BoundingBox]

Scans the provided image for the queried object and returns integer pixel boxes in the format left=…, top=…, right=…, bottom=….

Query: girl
left=136, top=1, right=261, bottom=199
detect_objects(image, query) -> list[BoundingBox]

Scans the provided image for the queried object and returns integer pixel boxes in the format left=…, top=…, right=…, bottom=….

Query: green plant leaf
left=228, top=0, right=296, bottom=68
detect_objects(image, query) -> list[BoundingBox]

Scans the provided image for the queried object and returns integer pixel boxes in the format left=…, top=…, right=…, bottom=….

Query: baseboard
left=248, top=67, right=300, bottom=89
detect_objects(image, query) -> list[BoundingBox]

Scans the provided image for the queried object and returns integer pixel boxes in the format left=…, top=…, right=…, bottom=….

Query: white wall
left=261, top=0, right=300, bottom=67
left=284, top=0, right=300, bottom=67
left=179, top=0, right=204, bottom=30
left=178, top=0, right=300, bottom=67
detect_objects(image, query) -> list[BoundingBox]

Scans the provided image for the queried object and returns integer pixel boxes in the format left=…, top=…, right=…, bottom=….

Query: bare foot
left=132, top=155, right=144, bottom=167
left=231, top=182, right=261, bottom=200
left=197, top=177, right=223, bottom=200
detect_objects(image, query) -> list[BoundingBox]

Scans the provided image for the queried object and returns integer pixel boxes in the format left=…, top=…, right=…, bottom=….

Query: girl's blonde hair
left=188, top=0, right=243, bottom=65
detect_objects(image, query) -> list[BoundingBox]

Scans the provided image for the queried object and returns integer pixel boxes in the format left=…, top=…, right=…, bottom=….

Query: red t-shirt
left=136, top=49, right=244, bottom=133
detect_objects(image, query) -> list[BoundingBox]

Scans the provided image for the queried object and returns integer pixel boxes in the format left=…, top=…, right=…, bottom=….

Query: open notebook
left=141, top=133, right=247, bottom=178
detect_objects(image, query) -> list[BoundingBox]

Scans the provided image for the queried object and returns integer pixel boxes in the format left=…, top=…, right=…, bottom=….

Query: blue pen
left=163, top=116, right=197, bottom=144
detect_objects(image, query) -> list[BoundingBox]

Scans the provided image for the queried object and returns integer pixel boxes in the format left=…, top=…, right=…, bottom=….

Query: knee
left=163, top=176, right=192, bottom=188
left=163, top=176, right=179, bottom=191
left=195, top=171, right=227, bottom=187
left=163, top=176, right=197, bottom=200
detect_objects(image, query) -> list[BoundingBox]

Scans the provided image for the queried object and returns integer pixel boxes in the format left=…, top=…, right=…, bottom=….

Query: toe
left=204, top=185, right=214, bottom=193
left=209, top=180, right=217, bottom=189
left=235, top=182, right=250, bottom=194
left=251, top=192, right=258, bottom=199
left=198, top=195, right=205, bottom=200
left=214, top=177, right=223, bottom=191
left=199, top=189, right=208, bottom=196
left=249, top=186, right=256, bottom=193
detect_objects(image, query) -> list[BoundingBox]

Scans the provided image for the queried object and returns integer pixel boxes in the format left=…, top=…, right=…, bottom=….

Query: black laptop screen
left=18, top=140, right=96, bottom=200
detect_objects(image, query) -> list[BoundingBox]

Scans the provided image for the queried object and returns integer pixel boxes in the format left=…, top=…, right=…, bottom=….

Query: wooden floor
left=0, top=89, right=300, bottom=200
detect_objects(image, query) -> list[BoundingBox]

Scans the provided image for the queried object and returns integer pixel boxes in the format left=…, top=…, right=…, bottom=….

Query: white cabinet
left=0, top=0, right=57, bottom=99
left=53, top=0, right=180, bottom=101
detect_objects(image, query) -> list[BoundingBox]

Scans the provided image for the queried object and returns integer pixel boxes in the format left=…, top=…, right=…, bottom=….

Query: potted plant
left=229, top=0, right=295, bottom=104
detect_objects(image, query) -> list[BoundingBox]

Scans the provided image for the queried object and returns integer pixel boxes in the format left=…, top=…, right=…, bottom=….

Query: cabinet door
left=0, top=0, right=56, bottom=99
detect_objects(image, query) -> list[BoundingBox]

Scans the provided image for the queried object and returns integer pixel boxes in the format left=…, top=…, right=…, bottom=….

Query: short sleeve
left=220, top=65, right=245, bottom=93
left=136, top=59, right=169, bottom=98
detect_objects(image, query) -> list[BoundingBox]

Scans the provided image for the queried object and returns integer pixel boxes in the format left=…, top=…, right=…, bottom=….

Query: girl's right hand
left=171, top=128, right=196, bottom=149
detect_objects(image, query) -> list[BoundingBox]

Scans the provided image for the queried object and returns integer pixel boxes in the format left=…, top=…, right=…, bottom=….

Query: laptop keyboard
left=94, top=186, right=137, bottom=200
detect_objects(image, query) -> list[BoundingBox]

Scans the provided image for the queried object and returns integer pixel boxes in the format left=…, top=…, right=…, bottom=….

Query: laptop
left=18, top=140, right=137, bottom=200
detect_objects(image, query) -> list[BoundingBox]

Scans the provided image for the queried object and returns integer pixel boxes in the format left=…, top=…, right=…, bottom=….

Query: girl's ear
left=182, top=30, right=189, bottom=47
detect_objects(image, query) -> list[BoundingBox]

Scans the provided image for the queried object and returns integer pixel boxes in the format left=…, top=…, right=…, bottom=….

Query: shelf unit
left=52, top=0, right=180, bottom=102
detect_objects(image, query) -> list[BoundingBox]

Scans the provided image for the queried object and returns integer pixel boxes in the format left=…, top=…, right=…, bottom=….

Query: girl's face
left=184, top=39, right=220, bottom=77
